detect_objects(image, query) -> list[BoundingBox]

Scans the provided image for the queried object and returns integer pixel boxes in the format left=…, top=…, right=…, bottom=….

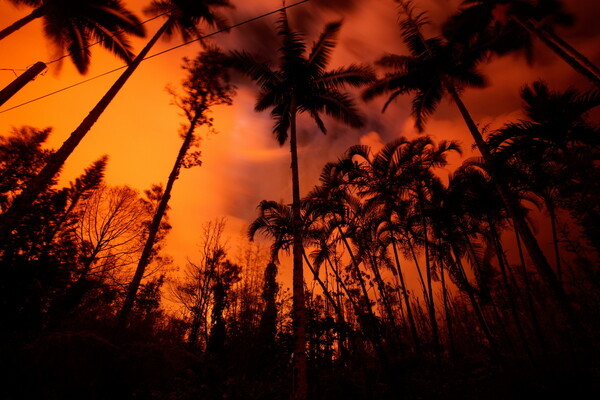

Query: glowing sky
left=1, top=0, right=598, bottom=271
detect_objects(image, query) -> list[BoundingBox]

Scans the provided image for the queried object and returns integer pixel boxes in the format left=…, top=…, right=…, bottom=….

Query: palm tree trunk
left=0, top=61, right=46, bottom=107
left=448, top=243, right=498, bottom=355
left=115, top=112, right=198, bottom=335
left=512, top=17, right=600, bottom=88
left=541, top=26, right=600, bottom=76
left=333, top=225, right=390, bottom=365
left=390, top=234, right=421, bottom=352
left=303, top=252, right=349, bottom=360
left=406, top=234, right=430, bottom=310
left=438, top=255, right=456, bottom=362
left=302, top=251, right=345, bottom=325
left=324, top=253, right=361, bottom=319
left=0, top=6, right=45, bottom=41
left=0, top=19, right=172, bottom=241
left=487, top=218, right=534, bottom=362
left=514, top=230, right=548, bottom=354
left=547, top=203, right=563, bottom=286
left=336, top=226, right=375, bottom=318
left=289, top=97, right=308, bottom=400
left=365, top=248, right=405, bottom=352
left=445, top=84, right=576, bottom=323
left=416, top=188, right=441, bottom=362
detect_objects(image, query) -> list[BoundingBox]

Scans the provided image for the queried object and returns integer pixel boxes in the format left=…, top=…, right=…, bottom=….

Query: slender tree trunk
left=0, top=19, right=172, bottom=241
left=540, top=26, right=600, bottom=77
left=448, top=243, right=498, bottom=354
left=336, top=226, right=373, bottom=317
left=438, top=255, right=456, bottom=362
left=333, top=226, right=390, bottom=366
left=514, top=230, right=548, bottom=354
left=303, top=252, right=349, bottom=361
left=365, top=247, right=405, bottom=353
left=0, top=61, right=46, bottom=107
left=547, top=203, right=563, bottom=286
left=512, top=17, right=600, bottom=88
left=302, top=252, right=345, bottom=325
left=446, top=84, right=576, bottom=324
left=0, top=7, right=45, bottom=41
left=406, top=234, right=430, bottom=310
left=289, top=98, right=308, bottom=400
left=390, top=234, right=421, bottom=352
left=417, top=188, right=441, bottom=363
left=488, top=219, right=534, bottom=362
left=325, top=254, right=361, bottom=320
left=115, top=112, right=198, bottom=335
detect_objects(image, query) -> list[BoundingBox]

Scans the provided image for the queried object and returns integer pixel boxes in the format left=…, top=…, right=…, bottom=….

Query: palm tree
left=247, top=199, right=349, bottom=344
left=227, top=11, right=373, bottom=399
left=343, top=137, right=462, bottom=356
left=487, top=81, right=600, bottom=280
left=1, top=0, right=146, bottom=74
left=443, top=0, right=600, bottom=88
left=362, top=0, right=573, bottom=326
left=115, top=47, right=235, bottom=333
left=0, top=0, right=232, bottom=246
left=306, top=179, right=394, bottom=367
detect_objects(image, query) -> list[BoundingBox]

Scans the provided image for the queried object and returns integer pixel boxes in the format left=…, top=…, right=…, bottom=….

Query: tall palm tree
left=228, top=12, right=373, bottom=398
left=362, top=0, right=573, bottom=325
left=1, top=0, right=146, bottom=74
left=0, top=0, right=232, bottom=246
left=443, top=0, right=600, bottom=88
left=247, top=199, right=348, bottom=343
left=487, top=81, right=600, bottom=278
left=343, top=137, right=462, bottom=356
left=115, top=47, right=235, bottom=333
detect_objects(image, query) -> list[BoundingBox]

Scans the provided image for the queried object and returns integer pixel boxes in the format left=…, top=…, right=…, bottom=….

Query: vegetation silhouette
left=0, top=0, right=599, bottom=399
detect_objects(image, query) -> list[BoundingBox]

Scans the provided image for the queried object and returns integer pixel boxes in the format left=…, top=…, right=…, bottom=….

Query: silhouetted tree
left=443, top=0, right=600, bottom=88
left=363, top=0, right=573, bottom=329
left=228, top=10, right=374, bottom=399
left=0, top=0, right=145, bottom=73
left=0, top=0, right=232, bottom=242
left=116, top=48, right=235, bottom=334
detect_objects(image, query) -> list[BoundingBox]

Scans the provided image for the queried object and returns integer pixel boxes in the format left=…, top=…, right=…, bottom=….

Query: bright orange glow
left=1, top=0, right=598, bottom=283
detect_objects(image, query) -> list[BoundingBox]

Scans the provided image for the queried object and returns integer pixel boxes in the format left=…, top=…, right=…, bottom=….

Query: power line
left=0, top=0, right=310, bottom=115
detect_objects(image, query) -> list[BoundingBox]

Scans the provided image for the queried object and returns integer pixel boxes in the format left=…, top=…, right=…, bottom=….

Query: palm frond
left=315, top=64, right=376, bottom=88
left=307, top=20, right=342, bottom=74
left=310, top=90, right=365, bottom=128
left=412, top=82, right=443, bottom=132
left=271, top=102, right=291, bottom=145
left=227, top=50, right=279, bottom=88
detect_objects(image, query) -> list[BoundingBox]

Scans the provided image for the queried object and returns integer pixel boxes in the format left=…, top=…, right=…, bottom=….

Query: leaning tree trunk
left=302, top=252, right=346, bottom=326
left=445, top=84, right=577, bottom=325
left=365, top=246, right=405, bottom=353
left=512, top=17, right=600, bottom=88
left=289, top=98, right=308, bottom=400
left=546, top=200, right=563, bottom=286
left=0, top=19, right=172, bottom=242
left=0, top=61, right=47, bottom=107
left=0, top=6, right=45, bottom=41
left=416, top=186, right=441, bottom=363
left=540, top=25, right=600, bottom=75
left=487, top=218, right=534, bottom=362
left=390, top=232, right=421, bottom=352
left=438, top=253, right=456, bottom=362
left=115, top=112, right=199, bottom=335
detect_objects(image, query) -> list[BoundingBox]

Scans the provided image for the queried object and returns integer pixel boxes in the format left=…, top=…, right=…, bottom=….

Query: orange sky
left=1, top=0, right=599, bottom=280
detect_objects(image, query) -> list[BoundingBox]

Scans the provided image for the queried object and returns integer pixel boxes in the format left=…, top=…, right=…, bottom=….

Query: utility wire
left=0, top=0, right=310, bottom=115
